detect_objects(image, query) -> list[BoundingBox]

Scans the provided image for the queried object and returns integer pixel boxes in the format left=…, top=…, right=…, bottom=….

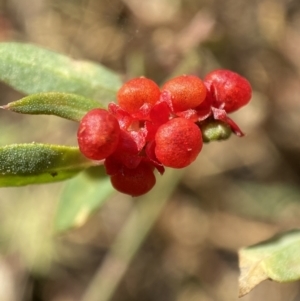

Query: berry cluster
left=77, top=69, right=252, bottom=196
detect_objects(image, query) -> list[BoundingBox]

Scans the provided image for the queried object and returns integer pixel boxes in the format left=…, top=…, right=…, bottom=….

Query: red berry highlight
left=117, top=77, right=161, bottom=114
left=204, top=69, right=252, bottom=113
left=110, top=163, right=156, bottom=196
left=161, top=75, right=207, bottom=112
left=77, top=109, right=120, bottom=160
left=155, top=117, right=203, bottom=168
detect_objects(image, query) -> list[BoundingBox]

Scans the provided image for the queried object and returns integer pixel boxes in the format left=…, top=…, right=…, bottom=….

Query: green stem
left=81, top=169, right=183, bottom=301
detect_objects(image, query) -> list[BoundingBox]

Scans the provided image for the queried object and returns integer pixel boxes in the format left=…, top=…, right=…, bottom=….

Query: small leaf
left=0, top=143, right=93, bottom=186
left=239, top=230, right=300, bottom=297
left=54, top=166, right=115, bottom=232
left=2, top=92, right=102, bottom=121
left=0, top=42, right=122, bottom=102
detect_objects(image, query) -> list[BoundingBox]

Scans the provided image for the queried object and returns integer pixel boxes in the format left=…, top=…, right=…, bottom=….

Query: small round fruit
left=155, top=117, right=203, bottom=168
left=77, top=109, right=120, bottom=160
left=161, top=75, right=207, bottom=112
left=110, top=163, right=156, bottom=197
left=117, top=77, right=161, bottom=114
left=200, top=120, right=232, bottom=143
left=204, top=69, right=252, bottom=113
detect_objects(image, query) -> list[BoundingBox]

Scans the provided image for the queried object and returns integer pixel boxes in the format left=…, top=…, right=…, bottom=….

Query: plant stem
left=81, top=168, right=182, bottom=301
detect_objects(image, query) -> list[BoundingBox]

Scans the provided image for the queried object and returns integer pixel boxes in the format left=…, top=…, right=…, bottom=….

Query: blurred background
left=1, top=0, right=300, bottom=300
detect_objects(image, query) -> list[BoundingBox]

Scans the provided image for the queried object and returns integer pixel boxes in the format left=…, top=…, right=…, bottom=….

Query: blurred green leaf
left=222, top=181, right=300, bottom=223
left=239, top=230, right=300, bottom=297
left=0, top=143, right=92, bottom=186
left=54, top=166, right=115, bottom=232
left=2, top=92, right=102, bottom=121
left=0, top=42, right=122, bottom=103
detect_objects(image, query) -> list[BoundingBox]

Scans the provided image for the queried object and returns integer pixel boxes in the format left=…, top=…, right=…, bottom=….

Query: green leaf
left=54, top=166, right=115, bottom=232
left=0, top=143, right=93, bottom=186
left=0, top=42, right=122, bottom=103
left=2, top=92, right=102, bottom=121
left=239, top=230, right=300, bottom=297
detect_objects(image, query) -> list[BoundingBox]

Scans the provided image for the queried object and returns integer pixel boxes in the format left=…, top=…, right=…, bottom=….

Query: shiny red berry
left=77, top=109, right=120, bottom=160
left=110, top=163, right=156, bottom=196
left=117, top=77, right=161, bottom=114
left=155, top=117, right=203, bottom=168
left=161, top=75, right=207, bottom=112
left=204, top=69, right=252, bottom=113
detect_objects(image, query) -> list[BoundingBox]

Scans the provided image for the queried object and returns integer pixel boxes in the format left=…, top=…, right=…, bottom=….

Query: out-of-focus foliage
left=0, top=43, right=122, bottom=101
left=239, top=230, right=300, bottom=297
left=55, top=166, right=115, bottom=233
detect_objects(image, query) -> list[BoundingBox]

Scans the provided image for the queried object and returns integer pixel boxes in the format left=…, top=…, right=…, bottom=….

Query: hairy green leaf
left=2, top=92, right=102, bottom=121
left=0, top=42, right=122, bottom=102
left=54, top=166, right=115, bottom=232
left=0, top=143, right=93, bottom=186
left=239, top=230, right=300, bottom=297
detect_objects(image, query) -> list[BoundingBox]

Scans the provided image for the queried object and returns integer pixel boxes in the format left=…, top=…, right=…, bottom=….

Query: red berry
left=204, top=69, right=252, bottom=113
left=155, top=117, right=202, bottom=168
left=110, top=163, right=156, bottom=196
left=161, top=75, right=207, bottom=112
left=77, top=109, right=120, bottom=160
left=108, top=130, right=142, bottom=169
left=117, top=77, right=161, bottom=114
